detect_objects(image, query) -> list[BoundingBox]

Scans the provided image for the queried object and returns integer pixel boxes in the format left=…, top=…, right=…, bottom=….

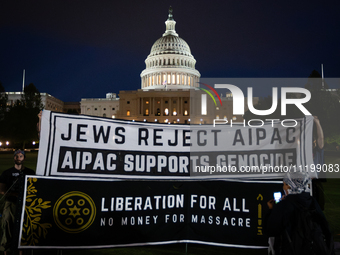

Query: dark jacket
left=264, top=192, right=332, bottom=255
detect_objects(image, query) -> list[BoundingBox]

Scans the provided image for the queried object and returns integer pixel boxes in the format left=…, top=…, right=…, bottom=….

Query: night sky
left=1, top=0, right=339, bottom=102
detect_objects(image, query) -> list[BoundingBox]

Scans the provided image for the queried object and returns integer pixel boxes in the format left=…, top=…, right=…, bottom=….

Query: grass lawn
left=0, top=151, right=339, bottom=254
left=322, top=154, right=340, bottom=243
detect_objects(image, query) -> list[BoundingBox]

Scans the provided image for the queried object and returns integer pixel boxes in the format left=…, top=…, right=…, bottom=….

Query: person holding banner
left=264, top=171, right=333, bottom=255
left=37, top=110, right=42, bottom=138
left=0, top=150, right=35, bottom=254
left=312, top=116, right=326, bottom=210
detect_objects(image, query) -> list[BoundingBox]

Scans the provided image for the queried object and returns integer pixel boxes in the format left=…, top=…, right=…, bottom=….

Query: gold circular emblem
left=53, top=191, right=96, bottom=233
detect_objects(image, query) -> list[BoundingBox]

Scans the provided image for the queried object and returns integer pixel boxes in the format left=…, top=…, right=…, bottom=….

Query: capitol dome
left=141, top=7, right=200, bottom=90
left=149, top=35, right=192, bottom=58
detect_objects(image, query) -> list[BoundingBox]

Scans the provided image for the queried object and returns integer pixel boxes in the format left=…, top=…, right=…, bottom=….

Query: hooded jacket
left=264, top=192, right=333, bottom=255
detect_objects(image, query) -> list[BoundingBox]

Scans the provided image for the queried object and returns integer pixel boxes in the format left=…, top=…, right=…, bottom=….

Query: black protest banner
left=17, top=176, right=282, bottom=249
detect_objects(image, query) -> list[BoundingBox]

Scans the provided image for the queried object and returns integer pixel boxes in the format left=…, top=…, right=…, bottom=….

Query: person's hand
left=267, top=199, right=275, bottom=209
left=280, top=195, right=286, bottom=201
left=37, top=110, right=42, bottom=137
left=313, top=115, right=324, bottom=149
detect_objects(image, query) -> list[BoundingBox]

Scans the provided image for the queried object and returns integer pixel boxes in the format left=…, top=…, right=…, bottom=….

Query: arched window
left=164, top=108, right=169, bottom=116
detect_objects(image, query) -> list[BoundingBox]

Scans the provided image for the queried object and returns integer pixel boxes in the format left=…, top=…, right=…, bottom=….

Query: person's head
left=283, top=170, right=310, bottom=195
left=283, top=181, right=290, bottom=195
left=14, top=149, right=25, bottom=166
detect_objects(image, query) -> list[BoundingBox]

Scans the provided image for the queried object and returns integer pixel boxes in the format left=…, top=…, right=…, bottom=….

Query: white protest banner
left=37, top=111, right=314, bottom=179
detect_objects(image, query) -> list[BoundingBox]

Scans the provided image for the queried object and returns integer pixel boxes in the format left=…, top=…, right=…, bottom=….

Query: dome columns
left=146, top=56, right=196, bottom=69
left=142, top=72, right=199, bottom=89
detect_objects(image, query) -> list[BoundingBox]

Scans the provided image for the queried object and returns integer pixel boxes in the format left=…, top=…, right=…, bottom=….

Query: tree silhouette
left=0, top=82, right=7, bottom=120
left=0, top=82, right=8, bottom=141
left=21, top=83, right=43, bottom=109
left=4, top=83, right=42, bottom=148
left=303, top=71, right=340, bottom=146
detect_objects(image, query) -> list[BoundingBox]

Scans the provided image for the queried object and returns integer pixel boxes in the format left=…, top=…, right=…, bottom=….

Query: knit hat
left=14, top=149, right=25, bottom=157
left=283, top=170, right=310, bottom=195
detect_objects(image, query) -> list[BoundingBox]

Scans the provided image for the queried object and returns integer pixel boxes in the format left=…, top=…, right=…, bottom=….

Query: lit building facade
left=81, top=93, right=119, bottom=118
left=116, top=89, right=191, bottom=123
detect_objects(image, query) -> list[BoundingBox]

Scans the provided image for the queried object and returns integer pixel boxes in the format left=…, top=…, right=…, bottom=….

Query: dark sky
left=1, top=0, right=339, bottom=102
